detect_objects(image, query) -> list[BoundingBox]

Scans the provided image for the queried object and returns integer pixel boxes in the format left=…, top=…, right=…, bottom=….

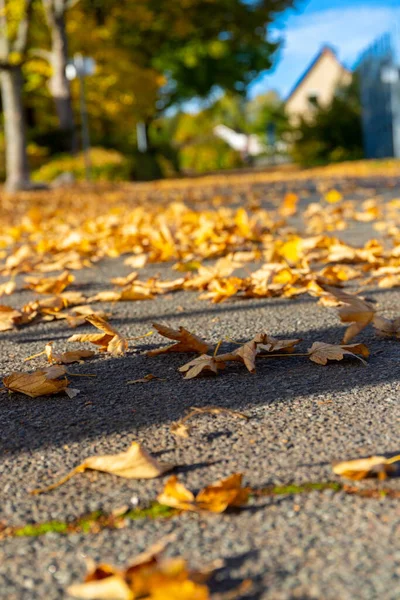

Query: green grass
left=5, top=482, right=397, bottom=539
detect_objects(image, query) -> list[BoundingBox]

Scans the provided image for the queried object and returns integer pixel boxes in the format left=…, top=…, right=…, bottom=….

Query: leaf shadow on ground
left=1, top=316, right=400, bottom=457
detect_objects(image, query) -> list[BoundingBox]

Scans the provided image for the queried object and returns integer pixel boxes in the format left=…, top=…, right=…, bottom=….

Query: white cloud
left=249, top=4, right=400, bottom=98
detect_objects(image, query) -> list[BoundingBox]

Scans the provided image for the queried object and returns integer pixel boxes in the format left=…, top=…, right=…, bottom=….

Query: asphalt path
left=1, top=178, right=400, bottom=599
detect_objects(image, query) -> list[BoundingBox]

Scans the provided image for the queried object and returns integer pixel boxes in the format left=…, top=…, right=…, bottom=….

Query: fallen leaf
left=157, top=473, right=249, bottom=513
left=279, top=192, right=299, bottom=217
left=320, top=284, right=376, bottom=342
left=31, top=441, right=174, bottom=494
left=3, top=365, right=78, bottom=398
left=178, top=355, right=226, bottom=379
left=372, top=315, right=400, bottom=339
left=217, top=333, right=275, bottom=373
left=333, top=454, right=400, bottom=480
left=0, top=280, right=16, bottom=297
left=307, top=342, right=369, bottom=365
left=111, top=271, right=138, bottom=286
left=324, top=189, right=343, bottom=204
left=68, top=537, right=211, bottom=600
left=24, top=270, right=74, bottom=294
left=68, top=315, right=128, bottom=356
left=257, top=335, right=302, bottom=353
left=147, top=323, right=210, bottom=356
left=0, top=305, right=23, bottom=331
left=45, top=342, right=95, bottom=364
left=123, top=254, right=147, bottom=268
left=66, top=306, right=110, bottom=328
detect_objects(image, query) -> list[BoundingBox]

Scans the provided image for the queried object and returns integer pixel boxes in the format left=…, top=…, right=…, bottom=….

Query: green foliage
left=291, top=79, right=364, bottom=167
left=32, top=147, right=133, bottom=182
left=180, top=137, right=242, bottom=173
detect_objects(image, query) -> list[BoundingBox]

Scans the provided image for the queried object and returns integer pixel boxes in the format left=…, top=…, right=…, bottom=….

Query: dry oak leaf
left=320, top=284, right=376, bottom=343
left=178, top=355, right=226, bottom=379
left=157, top=474, right=249, bottom=513
left=45, top=342, right=95, bottom=364
left=307, top=342, right=369, bottom=365
left=68, top=315, right=128, bottom=356
left=333, top=454, right=400, bottom=481
left=3, top=365, right=79, bottom=398
left=147, top=323, right=210, bottom=357
left=31, top=442, right=174, bottom=495
left=24, top=270, right=75, bottom=294
left=372, top=315, right=400, bottom=339
left=68, top=538, right=211, bottom=600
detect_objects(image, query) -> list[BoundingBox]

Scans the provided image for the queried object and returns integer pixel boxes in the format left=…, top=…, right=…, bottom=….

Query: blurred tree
left=291, top=77, right=363, bottom=167
left=41, top=0, right=76, bottom=150
left=78, top=0, right=296, bottom=139
left=0, top=0, right=33, bottom=190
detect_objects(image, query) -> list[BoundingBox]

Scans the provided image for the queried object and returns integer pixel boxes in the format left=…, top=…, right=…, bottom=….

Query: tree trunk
left=48, top=12, right=77, bottom=151
left=0, top=67, right=31, bottom=192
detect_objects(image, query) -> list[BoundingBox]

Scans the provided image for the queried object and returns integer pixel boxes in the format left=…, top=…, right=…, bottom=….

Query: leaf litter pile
left=2, top=174, right=400, bottom=598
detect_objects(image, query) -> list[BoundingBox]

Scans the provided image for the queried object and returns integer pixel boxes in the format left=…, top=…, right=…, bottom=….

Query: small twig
left=66, top=372, right=97, bottom=378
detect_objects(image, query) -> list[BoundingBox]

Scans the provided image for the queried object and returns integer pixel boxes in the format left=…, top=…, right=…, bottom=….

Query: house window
left=307, top=92, right=319, bottom=107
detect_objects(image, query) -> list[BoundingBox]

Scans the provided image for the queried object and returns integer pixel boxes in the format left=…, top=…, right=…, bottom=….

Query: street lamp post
left=66, top=54, right=96, bottom=181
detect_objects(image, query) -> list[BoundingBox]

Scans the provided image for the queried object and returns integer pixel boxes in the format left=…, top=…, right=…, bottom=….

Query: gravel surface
left=1, top=179, right=400, bottom=599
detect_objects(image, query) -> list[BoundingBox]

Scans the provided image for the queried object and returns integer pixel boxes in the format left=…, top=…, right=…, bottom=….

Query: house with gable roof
left=285, top=46, right=352, bottom=123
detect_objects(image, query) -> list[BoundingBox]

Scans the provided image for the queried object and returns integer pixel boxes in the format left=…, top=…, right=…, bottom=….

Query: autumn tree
left=0, top=0, right=32, bottom=191
left=41, top=0, right=76, bottom=150
left=76, top=0, right=295, bottom=143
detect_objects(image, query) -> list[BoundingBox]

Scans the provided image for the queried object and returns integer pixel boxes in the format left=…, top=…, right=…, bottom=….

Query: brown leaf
left=3, top=365, right=78, bottom=398
left=178, top=355, right=226, bottom=379
left=217, top=334, right=273, bottom=373
left=307, top=342, right=369, bottom=365
left=68, top=315, right=128, bottom=356
left=256, top=334, right=302, bottom=353
left=45, top=342, right=95, bottom=364
left=372, top=315, right=400, bottom=339
left=31, top=442, right=174, bottom=494
left=158, top=474, right=249, bottom=513
left=319, top=284, right=376, bottom=342
left=66, top=305, right=110, bottom=328
left=148, top=323, right=210, bottom=356
left=333, top=454, right=400, bottom=480
left=0, top=305, right=23, bottom=331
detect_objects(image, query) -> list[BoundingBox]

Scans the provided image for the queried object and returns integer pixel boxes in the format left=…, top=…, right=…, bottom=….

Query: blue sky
left=248, top=0, right=400, bottom=99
